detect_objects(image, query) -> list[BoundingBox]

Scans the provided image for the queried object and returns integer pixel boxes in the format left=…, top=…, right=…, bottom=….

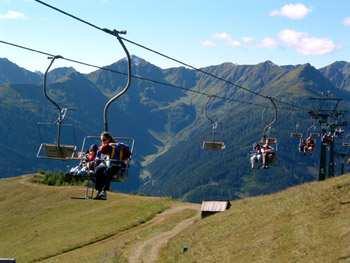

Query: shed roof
left=201, top=201, right=230, bottom=212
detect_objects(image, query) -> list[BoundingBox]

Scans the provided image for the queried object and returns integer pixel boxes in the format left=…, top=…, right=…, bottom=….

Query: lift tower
left=308, top=97, right=345, bottom=181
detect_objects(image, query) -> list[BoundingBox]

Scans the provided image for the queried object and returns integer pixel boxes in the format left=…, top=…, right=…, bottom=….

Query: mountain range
left=1, top=56, right=350, bottom=201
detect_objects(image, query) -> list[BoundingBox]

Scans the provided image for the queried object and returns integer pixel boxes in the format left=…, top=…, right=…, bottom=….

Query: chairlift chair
left=36, top=56, right=78, bottom=160
left=81, top=136, right=135, bottom=180
left=290, top=132, right=303, bottom=139
left=80, top=30, right=134, bottom=198
left=251, top=97, right=278, bottom=169
left=82, top=136, right=135, bottom=199
left=310, top=132, right=320, bottom=139
left=202, top=96, right=225, bottom=151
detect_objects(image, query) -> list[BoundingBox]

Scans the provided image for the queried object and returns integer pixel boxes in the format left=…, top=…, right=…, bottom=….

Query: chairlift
left=290, top=123, right=303, bottom=139
left=81, top=30, right=134, bottom=198
left=36, top=55, right=79, bottom=160
left=251, top=97, right=278, bottom=169
left=202, top=96, right=225, bottom=151
left=80, top=136, right=135, bottom=180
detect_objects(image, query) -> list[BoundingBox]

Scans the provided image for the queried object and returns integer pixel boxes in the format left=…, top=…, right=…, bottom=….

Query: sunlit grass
left=0, top=175, right=172, bottom=262
left=159, top=175, right=350, bottom=262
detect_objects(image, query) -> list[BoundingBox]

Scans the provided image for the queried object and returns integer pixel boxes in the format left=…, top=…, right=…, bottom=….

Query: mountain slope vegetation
left=1, top=57, right=350, bottom=201
left=159, top=175, right=350, bottom=263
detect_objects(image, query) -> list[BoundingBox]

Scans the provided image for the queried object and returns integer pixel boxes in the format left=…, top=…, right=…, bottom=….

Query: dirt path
left=128, top=204, right=200, bottom=263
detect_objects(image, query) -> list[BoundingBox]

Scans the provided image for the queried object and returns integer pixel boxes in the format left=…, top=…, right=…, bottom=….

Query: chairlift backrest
left=202, top=141, right=225, bottom=151
left=261, top=137, right=277, bottom=145
left=310, top=132, right=320, bottom=138
left=80, top=136, right=135, bottom=159
left=290, top=132, right=303, bottom=139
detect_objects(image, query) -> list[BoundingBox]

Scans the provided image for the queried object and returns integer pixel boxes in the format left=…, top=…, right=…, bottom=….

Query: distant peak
left=326, top=61, right=349, bottom=69
left=263, top=60, right=275, bottom=65
left=297, top=63, right=314, bottom=71
left=131, top=55, right=147, bottom=66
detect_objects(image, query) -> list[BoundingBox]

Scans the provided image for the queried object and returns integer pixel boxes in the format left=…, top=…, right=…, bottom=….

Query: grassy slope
left=43, top=208, right=197, bottom=263
left=0, top=175, right=172, bottom=262
left=159, top=175, right=350, bottom=262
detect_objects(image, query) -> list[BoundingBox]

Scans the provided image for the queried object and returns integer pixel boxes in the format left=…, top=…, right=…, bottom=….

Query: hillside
left=0, top=174, right=349, bottom=262
left=159, top=175, right=350, bottom=262
left=0, top=175, right=199, bottom=262
left=2, top=58, right=350, bottom=202
left=139, top=62, right=350, bottom=201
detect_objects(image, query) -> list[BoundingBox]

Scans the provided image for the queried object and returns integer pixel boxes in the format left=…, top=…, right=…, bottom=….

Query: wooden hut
left=200, top=201, right=231, bottom=218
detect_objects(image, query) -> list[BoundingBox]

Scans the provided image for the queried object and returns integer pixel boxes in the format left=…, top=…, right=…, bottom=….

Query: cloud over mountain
left=270, top=3, right=311, bottom=20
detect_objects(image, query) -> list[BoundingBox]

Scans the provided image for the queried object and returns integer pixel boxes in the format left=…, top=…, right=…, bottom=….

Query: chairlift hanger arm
left=263, top=96, right=278, bottom=136
left=43, top=55, right=63, bottom=116
left=103, top=30, right=131, bottom=132
left=205, top=96, right=217, bottom=128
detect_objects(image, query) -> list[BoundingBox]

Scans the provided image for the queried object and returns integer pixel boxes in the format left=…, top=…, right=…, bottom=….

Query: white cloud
left=242, top=37, right=255, bottom=45
left=259, top=37, right=278, bottom=48
left=213, top=32, right=241, bottom=47
left=278, top=29, right=336, bottom=55
left=0, top=10, right=27, bottom=20
left=270, top=3, right=311, bottom=20
left=343, top=17, right=350, bottom=26
left=201, top=40, right=216, bottom=48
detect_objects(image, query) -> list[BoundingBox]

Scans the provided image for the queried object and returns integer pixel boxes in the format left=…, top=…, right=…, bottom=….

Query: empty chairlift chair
left=202, top=96, right=225, bottom=151
left=36, top=56, right=78, bottom=160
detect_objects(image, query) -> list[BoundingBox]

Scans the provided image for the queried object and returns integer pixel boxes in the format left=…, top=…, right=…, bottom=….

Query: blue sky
left=0, top=0, right=349, bottom=73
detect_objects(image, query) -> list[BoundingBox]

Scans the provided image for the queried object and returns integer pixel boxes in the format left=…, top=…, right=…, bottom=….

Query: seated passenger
left=67, top=144, right=98, bottom=177
left=322, top=132, right=333, bottom=145
left=93, top=132, right=116, bottom=200
left=261, top=140, right=275, bottom=169
left=250, top=143, right=262, bottom=169
left=304, top=136, right=315, bottom=153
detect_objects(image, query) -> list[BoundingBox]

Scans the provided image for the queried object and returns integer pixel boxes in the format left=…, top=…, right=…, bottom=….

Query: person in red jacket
left=261, top=140, right=275, bottom=169
left=93, top=132, right=116, bottom=200
left=304, top=135, right=315, bottom=153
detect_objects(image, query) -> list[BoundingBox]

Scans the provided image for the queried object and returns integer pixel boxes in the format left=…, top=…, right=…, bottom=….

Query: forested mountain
left=0, top=58, right=41, bottom=85
left=1, top=57, right=349, bottom=201
left=320, top=61, right=350, bottom=91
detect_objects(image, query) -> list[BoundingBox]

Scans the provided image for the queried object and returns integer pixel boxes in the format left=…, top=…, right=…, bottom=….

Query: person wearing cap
left=261, top=141, right=275, bottom=169
left=250, top=143, right=262, bottom=169
left=93, top=132, right=117, bottom=200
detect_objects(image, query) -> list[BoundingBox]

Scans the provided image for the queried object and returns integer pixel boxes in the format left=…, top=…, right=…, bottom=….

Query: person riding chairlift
left=93, top=132, right=117, bottom=200
left=93, top=132, right=130, bottom=200
left=261, top=139, right=275, bottom=169
left=67, top=144, right=98, bottom=177
left=250, top=143, right=262, bottom=169
left=304, top=135, right=315, bottom=153
left=322, top=132, right=333, bottom=145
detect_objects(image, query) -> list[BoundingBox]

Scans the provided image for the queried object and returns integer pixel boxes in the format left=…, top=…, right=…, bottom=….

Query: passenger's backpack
left=114, top=142, right=131, bottom=161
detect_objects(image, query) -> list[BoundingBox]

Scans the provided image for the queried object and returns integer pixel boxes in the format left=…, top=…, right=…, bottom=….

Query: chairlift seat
left=310, top=132, right=320, bottom=138
left=290, top=132, right=303, bottom=139
left=261, top=138, right=278, bottom=145
left=202, top=141, right=226, bottom=151
left=37, top=143, right=77, bottom=160
left=106, top=159, right=129, bottom=182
